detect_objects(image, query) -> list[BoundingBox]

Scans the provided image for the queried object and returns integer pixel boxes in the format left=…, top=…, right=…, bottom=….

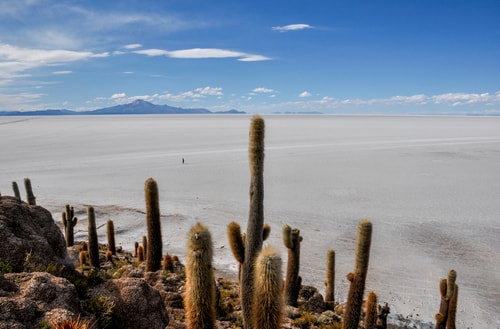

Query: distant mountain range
left=0, top=99, right=246, bottom=116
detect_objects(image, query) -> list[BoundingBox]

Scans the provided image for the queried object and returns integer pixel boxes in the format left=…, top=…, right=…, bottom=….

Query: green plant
left=144, top=178, right=162, bottom=272
left=40, top=320, right=52, bottom=329
left=106, top=219, right=116, bottom=255
left=62, top=205, right=78, bottom=247
left=292, top=311, right=318, bottom=329
left=0, top=258, right=13, bottom=273
left=83, top=296, right=117, bottom=329
left=283, top=224, right=302, bottom=307
left=252, top=246, right=283, bottom=329
left=87, top=206, right=100, bottom=270
left=24, top=177, right=36, bottom=205
left=184, top=222, right=216, bottom=329
left=342, top=219, right=372, bottom=329
left=325, top=248, right=335, bottom=303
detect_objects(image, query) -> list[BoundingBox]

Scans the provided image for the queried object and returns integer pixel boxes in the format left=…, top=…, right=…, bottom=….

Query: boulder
left=0, top=196, right=68, bottom=272
left=0, top=272, right=83, bottom=329
left=88, top=277, right=169, bottom=329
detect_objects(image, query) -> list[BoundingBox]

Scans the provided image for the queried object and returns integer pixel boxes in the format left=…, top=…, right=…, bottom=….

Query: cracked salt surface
left=2, top=114, right=500, bottom=329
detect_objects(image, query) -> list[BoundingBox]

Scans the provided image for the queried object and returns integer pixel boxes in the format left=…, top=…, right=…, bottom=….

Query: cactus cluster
left=435, top=269, right=458, bottom=329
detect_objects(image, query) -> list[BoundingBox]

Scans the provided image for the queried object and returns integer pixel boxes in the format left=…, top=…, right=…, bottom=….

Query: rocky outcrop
left=0, top=196, right=68, bottom=272
left=0, top=272, right=84, bottom=329
left=88, top=277, right=169, bottom=329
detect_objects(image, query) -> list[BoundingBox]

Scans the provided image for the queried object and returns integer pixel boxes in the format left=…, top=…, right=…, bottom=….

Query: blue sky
left=1, top=0, right=499, bottom=114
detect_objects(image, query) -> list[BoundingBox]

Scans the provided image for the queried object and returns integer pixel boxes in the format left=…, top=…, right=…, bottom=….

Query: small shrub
left=0, top=258, right=13, bottom=274
left=292, top=311, right=319, bottom=329
left=83, top=296, right=117, bottom=329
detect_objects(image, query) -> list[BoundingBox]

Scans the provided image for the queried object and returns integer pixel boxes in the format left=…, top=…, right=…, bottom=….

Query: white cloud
left=111, top=92, right=126, bottom=99
left=299, top=91, right=311, bottom=98
left=0, top=92, right=45, bottom=111
left=52, top=70, right=73, bottom=75
left=124, top=43, right=142, bottom=50
left=134, top=47, right=270, bottom=61
left=253, top=87, right=274, bottom=93
left=0, top=43, right=109, bottom=78
left=272, top=24, right=312, bottom=32
left=195, top=86, right=223, bottom=96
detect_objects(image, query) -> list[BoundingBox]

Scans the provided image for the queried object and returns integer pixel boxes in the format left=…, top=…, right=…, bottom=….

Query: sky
left=1, top=0, right=500, bottom=114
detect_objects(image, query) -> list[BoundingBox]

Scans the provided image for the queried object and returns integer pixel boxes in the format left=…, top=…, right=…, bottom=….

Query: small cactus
left=105, top=250, right=113, bottom=262
left=106, top=219, right=116, bottom=255
left=24, top=178, right=36, bottom=205
left=145, top=178, right=162, bottom=272
left=87, top=206, right=100, bottom=270
left=184, top=222, right=216, bottom=329
left=342, top=219, right=372, bottom=329
left=79, top=250, right=88, bottom=268
left=137, top=246, right=145, bottom=262
left=163, top=254, right=174, bottom=272
left=134, top=241, right=139, bottom=257
left=252, top=246, right=283, bottom=329
left=227, top=221, right=245, bottom=264
left=12, top=181, right=21, bottom=200
left=282, top=224, right=302, bottom=307
left=365, top=291, right=377, bottom=329
left=62, top=205, right=78, bottom=247
left=325, top=248, right=335, bottom=303
left=446, top=283, right=458, bottom=329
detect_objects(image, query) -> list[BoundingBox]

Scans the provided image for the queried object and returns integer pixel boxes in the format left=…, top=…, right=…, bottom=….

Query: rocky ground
left=0, top=196, right=433, bottom=329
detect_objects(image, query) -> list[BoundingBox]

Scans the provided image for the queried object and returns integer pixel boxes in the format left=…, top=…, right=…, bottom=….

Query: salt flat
left=1, top=114, right=499, bottom=328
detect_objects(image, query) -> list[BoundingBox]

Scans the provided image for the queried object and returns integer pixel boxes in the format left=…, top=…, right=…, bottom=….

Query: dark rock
left=0, top=197, right=68, bottom=272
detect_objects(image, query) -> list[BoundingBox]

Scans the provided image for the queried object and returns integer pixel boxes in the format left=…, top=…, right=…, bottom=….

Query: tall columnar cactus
left=62, top=205, right=78, bottom=247
left=24, top=178, right=36, bottom=205
left=106, top=219, right=116, bottom=255
left=184, top=223, right=216, bottom=329
left=282, top=224, right=302, bottom=307
left=87, top=206, right=100, bottom=270
left=225, top=115, right=265, bottom=329
left=342, top=219, right=372, bottom=329
left=145, top=178, right=162, bottom=272
left=137, top=246, right=145, bottom=262
left=12, top=181, right=21, bottom=200
left=252, top=246, right=283, bottom=329
left=325, top=248, right=335, bottom=303
left=365, top=291, right=378, bottom=329
left=435, top=269, right=458, bottom=329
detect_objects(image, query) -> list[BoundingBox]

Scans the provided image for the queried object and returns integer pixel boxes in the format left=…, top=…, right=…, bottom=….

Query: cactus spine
left=252, top=246, right=283, bottom=329
left=282, top=224, right=302, bottom=307
left=145, top=178, right=162, bottom=272
left=342, top=219, right=372, bottom=329
left=365, top=291, right=377, bottom=329
left=12, top=181, right=21, bottom=200
left=325, top=248, right=335, bottom=303
left=87, top=206, right=100, bottom=270
left=62, top=205, right=78, bottom=247
left=106, top=219, right=116, bottom=255
left=184, top=223, right=216, bottom=329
